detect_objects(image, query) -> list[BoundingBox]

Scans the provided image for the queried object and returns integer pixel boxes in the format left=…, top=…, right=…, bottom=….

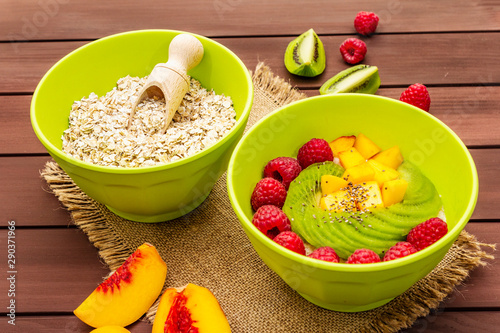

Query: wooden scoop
left=128, top=33, right=204, bottom=133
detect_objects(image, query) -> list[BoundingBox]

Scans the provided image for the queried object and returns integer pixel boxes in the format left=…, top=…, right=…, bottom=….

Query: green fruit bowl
left=31, top=30, right=253, bottom=222
left=227, top=94, right=478, bottom=312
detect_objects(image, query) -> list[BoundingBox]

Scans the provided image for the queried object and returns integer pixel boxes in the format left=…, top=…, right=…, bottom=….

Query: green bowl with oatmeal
left=31, top=30, right=253, bottom=222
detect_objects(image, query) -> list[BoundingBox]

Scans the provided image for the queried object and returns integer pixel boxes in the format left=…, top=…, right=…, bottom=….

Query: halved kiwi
left=284, top=29, right=326, bottom=77
left=319, top=65, right=380, bottom=95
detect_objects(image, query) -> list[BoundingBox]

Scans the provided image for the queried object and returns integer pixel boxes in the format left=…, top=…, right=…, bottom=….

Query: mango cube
left=382, top=179, right=408, bottom=206
left=338, top=147, right=366, bottom=169
left=370, top=145, right=404, bottom=170
left=367, top=159, right=399, bottom=187
left=354, top=133, right=381, bottom=159
left=321, top=175, right=349, bottom=196
left=342, top=162, right=375, bottom=185
left=329, top=135, right=356, bottom=157
left=357, top=181, right=384, bottom=211
left=320, top=190, right=356, bottom=213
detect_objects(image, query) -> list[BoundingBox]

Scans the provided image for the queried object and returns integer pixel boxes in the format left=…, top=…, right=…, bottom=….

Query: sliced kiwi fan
left=283, top=161, right=442, bottom=259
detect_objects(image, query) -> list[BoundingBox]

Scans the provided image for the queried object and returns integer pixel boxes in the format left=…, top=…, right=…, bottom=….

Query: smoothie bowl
left=227, top=94, right=478, bottom=312
left=31, top=30, right=253, bottom=222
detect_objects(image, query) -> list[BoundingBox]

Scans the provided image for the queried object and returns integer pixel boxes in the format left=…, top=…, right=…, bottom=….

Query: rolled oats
left=62, top=76, right=236, bottom=168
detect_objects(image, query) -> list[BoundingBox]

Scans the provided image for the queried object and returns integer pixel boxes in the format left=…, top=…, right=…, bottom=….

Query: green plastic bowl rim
left=31, top=29, right=254, bottom=175
left=227, top=93, right=479, bottom=273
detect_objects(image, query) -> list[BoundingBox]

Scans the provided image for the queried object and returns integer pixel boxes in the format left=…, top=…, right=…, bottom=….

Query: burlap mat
left=42, top=63, right=495, bottom=333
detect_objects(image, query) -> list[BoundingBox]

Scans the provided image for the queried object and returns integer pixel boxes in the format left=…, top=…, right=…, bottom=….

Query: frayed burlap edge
left=360, top=232, right=495, bottom=333
left=250, top=62, right=307, bottom=107
left=41, top=161, right=134, bottom=271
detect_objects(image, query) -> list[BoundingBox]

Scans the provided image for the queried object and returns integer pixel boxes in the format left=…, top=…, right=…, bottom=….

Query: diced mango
left=367, top=159, right=400, bottom=187
left=321, top=175, right=349, bottom=196
left=370, top=145, right=404, bottom=170
left=342, top=162, right=375, bottom=185
left=354, top=133, right=381, bottom=159
left=329, top=135, right=356, bottom=157
left=381, top=179, right=408, bottom=206
left=320, top=190, right=356, bottom=213
left=357, top=181, right=384, bottom=211
left=338, top=147, right=366, bottom=169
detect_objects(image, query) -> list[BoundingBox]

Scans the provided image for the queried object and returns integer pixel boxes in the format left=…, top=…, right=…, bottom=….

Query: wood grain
left=0, top=315, right=154, bottom=332
left=1, top=147, right=498, bottom=227
left=0, top=223, right=495, bottom=315
left=2, top=33, right=500, bottom=93
left=2, top=0, right=499, bottom=42
left=5, top=86, right=500, bottom=155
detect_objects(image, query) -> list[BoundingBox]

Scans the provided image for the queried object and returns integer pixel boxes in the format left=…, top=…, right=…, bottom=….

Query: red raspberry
left=308, top=246, right=340, bottom=263
left=354, top=11, right=379, bottom=36
left=383, top=242, right=417, bottom=262
left=252, top=205, right=291, bottom=239
left=346, top=248, right=381, bottom=264
left=264, top=157, right=302, bottom=190
left=297, top=138, right=334, bottom=169
left=407, top=217, right=448, bottom=251
left=273, top=231, right=306, bottom=255
left=251, top=177, right=287, bottom=211
left=399, top=83, right=431, bottom=112
left=339, top=38, right=367, bottom=65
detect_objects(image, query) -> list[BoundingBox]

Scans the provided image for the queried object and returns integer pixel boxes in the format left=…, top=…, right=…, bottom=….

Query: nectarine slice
left=153, top=283, right=231, bottom=333
left=74, top=243, right=167, bottom=328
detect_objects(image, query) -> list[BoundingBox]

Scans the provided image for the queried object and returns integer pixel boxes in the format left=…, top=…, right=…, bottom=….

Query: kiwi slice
left=319, top=65, right=380, bottom=95
left=284, top=29, right=326, bottom=77
left=283, top=161, right=442, bottom=259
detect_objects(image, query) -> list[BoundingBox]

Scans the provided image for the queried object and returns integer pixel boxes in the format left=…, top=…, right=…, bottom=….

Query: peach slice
left=90, top=326, right=131, bottom=333
left=153, top=283, right=231, bottom=333
left=74, top=243, right=167, bottom=328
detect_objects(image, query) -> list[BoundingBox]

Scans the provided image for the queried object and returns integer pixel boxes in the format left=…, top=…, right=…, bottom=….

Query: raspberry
left=252, top=205, right=291, bottom=239
left=339, top=38, right=367, bottom=65
left=264, top=157, right=302, bottom=190
left=308, top=246, right=340, bottom=263
left=354, top=11, right=379, bottom=36
left=346, top=248, right=381, bottom=264
left=407, top=217, right=448, bottom=251
left=383, top=242, right=417, bottom=262
left=399, top=83, right=431, bottom=112
left=297, top=138, right=334, bottom=169
left=251, top=177, right=287, bottom=211
left=273, top=231, right=306, bottom=255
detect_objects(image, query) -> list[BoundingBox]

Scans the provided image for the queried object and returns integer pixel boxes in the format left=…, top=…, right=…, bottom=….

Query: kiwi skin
left=284, top=28, right=326, bottom=77
left=319, top=65, right=380, bottom=95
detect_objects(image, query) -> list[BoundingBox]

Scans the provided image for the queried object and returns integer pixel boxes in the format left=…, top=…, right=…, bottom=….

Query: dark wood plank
left=0, top=315, right=152, bottom=332
left=444, top=222, right=499, bottom=309
left=2, top=147, right=498, bottom=227
left=5, top=86, right=500, bottom=155
left=0, top=223, right=496, bottom=314
left=0, top=156, right=72, bottom=227
left=403, top=311, right=500, bottom=333
left=0, top=95, right=47, bottom=154
left=2, top=0, right=499, bottom=42
left=2, top=311, right=500, bottom=333
left=2, top=33, right=500, bottom=93
left=0, top=228, right=109, bottom=313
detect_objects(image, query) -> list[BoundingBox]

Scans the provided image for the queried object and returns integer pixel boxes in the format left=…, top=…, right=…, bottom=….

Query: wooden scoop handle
left=128, top=34, right=204, bottom=132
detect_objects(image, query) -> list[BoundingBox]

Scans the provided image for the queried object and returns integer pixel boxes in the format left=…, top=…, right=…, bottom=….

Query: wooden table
left=1, top=1, right=499, bottom=332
